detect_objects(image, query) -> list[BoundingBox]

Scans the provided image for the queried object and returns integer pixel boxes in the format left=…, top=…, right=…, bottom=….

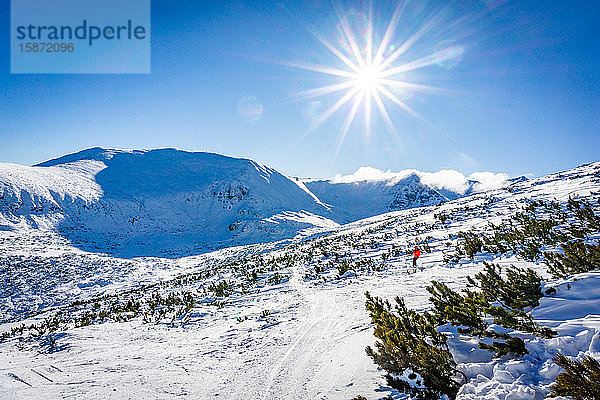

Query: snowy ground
left=0, top=162, right=599, bottom=399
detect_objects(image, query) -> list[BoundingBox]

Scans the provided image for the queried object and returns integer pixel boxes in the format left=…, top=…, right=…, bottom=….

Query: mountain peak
left=3, top=148, right=332, bottom=257
left=3, top=148, right=517, bottom=257
left=35, top=147, right=246, bottom=168
left=328, top=166, right=511, bottom=197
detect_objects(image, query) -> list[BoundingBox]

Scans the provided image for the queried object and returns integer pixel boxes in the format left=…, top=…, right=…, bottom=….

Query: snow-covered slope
left=304, top=173, right=447, bottom=222
left=303, top=167, right=515, bottom=222
left=0, top=148, right=335, bottom=257
left=0, top=148, right=515, bottom=257
left=0, top=161, right=599, bottom=399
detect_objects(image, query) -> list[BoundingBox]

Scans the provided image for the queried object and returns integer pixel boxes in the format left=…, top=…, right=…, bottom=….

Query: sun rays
left=289, top=1, right=465, bottom=163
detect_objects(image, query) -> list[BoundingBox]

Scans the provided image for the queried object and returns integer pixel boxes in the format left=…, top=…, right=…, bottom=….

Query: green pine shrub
left=364, top=292, right=464, bottom=400
left=483, top=305, right=555, bottom=339
left=445, top=199, right=587, bottom=264
left=336, top=260, right=353, bottom=276
left=268, top=272, right=282, bottom=285
left=567, top=198, right=600, bottom=234
left=427, top=281, right=487, bottom=335
left=208, top=280, right=233, bottom=297
left=427, top=264, right=554, bottom=358
left=478, top=337, right=528, bottom=358
left=545, top=241, right=600, bottom=278
left=549, top=353, right=600, bottom=399
left=458, top=232, right=484, bottom=259
left=467, top=263, right=543, bottom=310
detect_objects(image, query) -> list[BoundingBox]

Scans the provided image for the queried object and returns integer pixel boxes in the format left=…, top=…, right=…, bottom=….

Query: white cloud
left=331, top=167, right=509, bottom=194
left=332, top=166, right=412, bottom=183
left=419, top=170, right=469, bottom=194
left=469, top=171, right=509, bottom=193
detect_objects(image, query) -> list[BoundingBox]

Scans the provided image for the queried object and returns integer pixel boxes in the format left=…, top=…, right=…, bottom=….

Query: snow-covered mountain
left=0, top=148, right=336, bottom=257
left=303, top=173, right=447, bottom=223
left=0, top=148, right=514, bottom=257
left=303, top=166, right=513, bottom=222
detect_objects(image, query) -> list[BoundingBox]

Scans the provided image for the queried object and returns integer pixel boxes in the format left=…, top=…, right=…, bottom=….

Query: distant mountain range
left=0, top=147, right=517, bottom=257
left=303, top=174, right=447, bottom=223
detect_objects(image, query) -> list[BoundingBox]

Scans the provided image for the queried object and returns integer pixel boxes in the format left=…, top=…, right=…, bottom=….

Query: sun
left=355, top=65, right=381, bottom=92
left=287, top=2, right=464, bottom=161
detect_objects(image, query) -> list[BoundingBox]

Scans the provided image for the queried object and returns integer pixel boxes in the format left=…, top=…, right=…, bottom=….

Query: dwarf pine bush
left=335, top=260, right=353, bottom=276
left=550, top=353, right=600, bottom=399
left=268, top=272, right=282, bottom=285
left=478, top=337, right=528, bottom=358
left=444, top=198, right=600, bottom=269
left=567, top=198, right=600, bottom=234
left=466, top=262, right=543, bottom=310
left=458, top=232, right=484, bottom=259
left=545, top=241, right=600, bottom=278
left=208, top=280, right=233, bottom=297
left=365, top=261, right=557, bottom=396
left=487, top=305, right=555, bottom=338
left=446, top=201, right=574, bottom=264
left=427, top=281, right=487, bottom=335
left=364, top=291, right=464, bottom=400
left=427, top=263, right=554, bottom=358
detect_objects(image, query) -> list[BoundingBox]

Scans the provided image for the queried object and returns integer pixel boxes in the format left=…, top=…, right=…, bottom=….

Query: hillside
left=0, top=161, right=598, bottom=399
left=304, top=173, right=447, bottom=223
left=0, top=148, right=512, bottom=258
left=0, top=148, right=336, bottom=257
left=303, top=166, right=513, bottom=222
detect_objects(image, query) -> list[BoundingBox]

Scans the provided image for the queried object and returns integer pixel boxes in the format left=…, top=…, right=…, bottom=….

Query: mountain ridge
left=1, top=147, right=516, bottom=257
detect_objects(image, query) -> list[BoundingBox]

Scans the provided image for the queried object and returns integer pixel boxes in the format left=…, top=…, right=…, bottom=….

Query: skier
left=412, top=246, right=421, bottom=269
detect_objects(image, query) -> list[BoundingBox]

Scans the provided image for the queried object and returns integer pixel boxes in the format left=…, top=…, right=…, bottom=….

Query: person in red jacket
left=412, top=246, right=421, bottom=267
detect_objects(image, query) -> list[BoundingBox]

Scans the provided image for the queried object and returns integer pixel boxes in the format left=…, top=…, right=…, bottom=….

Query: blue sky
left=1, top=0, right=599, bottom=178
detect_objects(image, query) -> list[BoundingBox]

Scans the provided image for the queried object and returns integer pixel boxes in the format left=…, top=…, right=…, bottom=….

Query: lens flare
left=287, top=1, right=465, bottom=162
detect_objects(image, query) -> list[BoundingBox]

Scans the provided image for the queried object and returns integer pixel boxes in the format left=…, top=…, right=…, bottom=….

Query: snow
left=327, top=166, right=510, bottom=196
left=306, top=173, right=447, bottom=223
left=0, top=148, right=336, bottom=258
left=451, top=275, right=600, bottom=399
left=0, top=148, right=521, bottom=257
left=0, top=154, right=599, bottom=399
